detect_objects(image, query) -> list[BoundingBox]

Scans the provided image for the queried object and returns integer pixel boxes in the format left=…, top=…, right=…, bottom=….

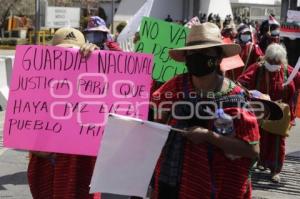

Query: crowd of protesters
left=23, top=11, right=300, bottom=199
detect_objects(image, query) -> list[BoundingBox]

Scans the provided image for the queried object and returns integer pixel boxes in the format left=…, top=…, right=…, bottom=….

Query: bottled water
left=214, top=108, right=234, bottom=136
left=214, top=108, right=240, bottom=160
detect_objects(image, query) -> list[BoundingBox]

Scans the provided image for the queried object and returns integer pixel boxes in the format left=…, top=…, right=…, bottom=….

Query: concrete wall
left=150, top=0, right=184, bottom=21
left=0, top=56, right=14, bottom=110
left=200, top=0, right=233, bottom=20
left=100, top=2, right=121, bottom=27
left=115, top=0, right=185, bottom=23
left=114, top=0, right=146, bottom=22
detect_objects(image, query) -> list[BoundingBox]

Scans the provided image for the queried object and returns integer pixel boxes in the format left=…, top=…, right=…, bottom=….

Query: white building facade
left=231, top=0, right=281, bottom=21
left=114, top=0, right=281, bottom=24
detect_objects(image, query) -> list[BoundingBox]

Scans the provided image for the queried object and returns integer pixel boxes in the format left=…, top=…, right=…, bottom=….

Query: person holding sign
left=238, top=43, right=300, bottom=183
left=151, top=23, right=260, bottom=199
left=27, top=27, right=101, bottom=199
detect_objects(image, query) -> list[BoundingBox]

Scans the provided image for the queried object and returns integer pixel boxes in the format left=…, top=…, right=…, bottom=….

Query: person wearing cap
left=27, top=27, right=101, bottom=199
left=83, top=16, right=122, bottom=51
left=151, top=23, right=260, bottom=199
left=227, top=24, right=263, bottom=81
left=238, top=43, right=300, bottom=183
left=259, top=16, right=281, bottom=53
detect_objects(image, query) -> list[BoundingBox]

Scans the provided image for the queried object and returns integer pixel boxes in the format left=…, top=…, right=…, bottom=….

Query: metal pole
left=193, top=0, right=200, bottom=17
left=8, top=10, right=12, bottom=38
left=281, top=0, right=289, bottom=23
left=111, top=0, right=115, bottom=34
left=35, top=0, right=40, bottom=44
left=291, top=0, right=298, bottom=9
left=182, top=0, right=186, bottom=21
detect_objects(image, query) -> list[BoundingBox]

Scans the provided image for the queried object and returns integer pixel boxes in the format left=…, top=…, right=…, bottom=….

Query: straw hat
left=249, top=90, right=283, bottom=120
left=52, top=27, right=85, bottom=48
left=169, top=22, right=241, bottom=62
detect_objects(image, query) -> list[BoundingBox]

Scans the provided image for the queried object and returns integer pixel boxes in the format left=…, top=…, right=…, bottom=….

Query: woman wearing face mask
left=259, top=17, right=281, bottom=53
left=83, top=16, right=122, bottom=51
left=227, top=24, right=263, bottom=80
left=238, top=43, right=300, bottom=183
left=151, top=23, right=260, bottom=199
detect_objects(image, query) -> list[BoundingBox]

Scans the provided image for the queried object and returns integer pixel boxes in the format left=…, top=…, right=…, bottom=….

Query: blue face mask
left=240, top=34, right=251, bottom=43
left=84, top=31, right=107, bottom=48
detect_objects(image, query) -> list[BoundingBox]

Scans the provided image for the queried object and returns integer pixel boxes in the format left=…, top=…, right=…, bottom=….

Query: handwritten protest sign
left=4, top=45, right=153, bottom=156
left=135, top=17, right=189, bottom=82
left=220, top=55, right=244, bottom=71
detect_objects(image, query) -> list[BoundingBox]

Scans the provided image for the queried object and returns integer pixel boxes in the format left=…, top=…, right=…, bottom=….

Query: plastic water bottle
left=214, top=108, right=234, bottom=136
left=214, top=109, right=239, bottom=160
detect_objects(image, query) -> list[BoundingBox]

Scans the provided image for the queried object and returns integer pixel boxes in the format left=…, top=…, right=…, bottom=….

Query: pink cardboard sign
left=4, top=45, right=153, bottom=156
left=220, top=55, right=244, bottom=71
left=220, top=38, right=244, bottom=71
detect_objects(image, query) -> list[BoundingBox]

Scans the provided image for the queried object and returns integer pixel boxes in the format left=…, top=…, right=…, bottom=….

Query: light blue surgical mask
left=240, top=34, right=251, bottom=43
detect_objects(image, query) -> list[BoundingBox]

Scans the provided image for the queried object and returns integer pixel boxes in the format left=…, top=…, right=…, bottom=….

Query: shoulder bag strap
left=255, top=64, right=264, bottom=90
left=283, top=64, right=288, bottom=102
left=242, top=43, right=254, bottom=73
left=266, top=64, right=288, bottom=101
left=265, top=69, right=270, bottom=95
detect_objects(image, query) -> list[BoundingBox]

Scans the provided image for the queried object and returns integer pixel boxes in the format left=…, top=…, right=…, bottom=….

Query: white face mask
left=271, top=29, right=280, bottom=36
left=264, top=61, right=281, bottom=72
left=240, top=34, right=251, bottom=43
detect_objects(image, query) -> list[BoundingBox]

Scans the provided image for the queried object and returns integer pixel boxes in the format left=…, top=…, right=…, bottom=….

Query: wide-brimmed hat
left=169, top=22, right=241, bottom=62
left=248, top=90, right=283, bottom=120
left=52, top=27, right=85, bottom=48
left=84, top=16, right=110, bottom=33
